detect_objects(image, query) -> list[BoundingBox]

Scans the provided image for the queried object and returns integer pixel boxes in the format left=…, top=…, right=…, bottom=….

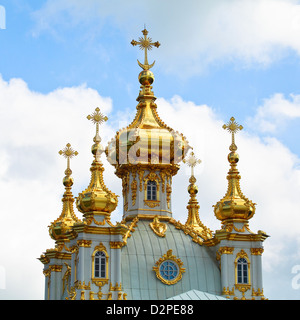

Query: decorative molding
left=169, top=218, right=204, bottom=245
left=236, top=249, right=248, bottom=259
left=77, top=240, right=92, bottom=247
left=153, top=249, right=185, bottom=285
left=250, top=248, right=264, bottom=255
left=131, top=174, right=137, bottom=206
left=222, top=286, right=235, bottom=297
left=109, top=282, right=122, bottom=291
left=234, top=284, right=251, bottom=300
left=144, top=200, right=160, bottom=208
left=48, top=265, right=63, bottom=272
left=121, top=216, right=139, bottom=247
left=150, top=216, right=167, bottom=237
left=252, top=287, right=264, bottom=296
left=219, top=247, right=234, bottom=255
left=110, top=241, right=123, bottom=249
left=138, top=169, right=144, bottom=192
left=74, top=280, right=91, bottom=290
left=166, top=183, right=171, bottom=209
left=159, top=171, right=166, bottom=193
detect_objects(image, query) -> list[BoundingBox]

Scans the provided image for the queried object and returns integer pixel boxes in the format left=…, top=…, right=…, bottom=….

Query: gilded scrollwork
left=166, top=183, right=171, bottom=209
left=143, top=171, right=161, bottom=191
left=121, top=216, right=139, bottom=247
left=138, top=169, right=144, bottom=192
left=144, top=200, right=160, bottom=208
left=149, top=216, right=167, bottom=237
left=131, top=178, right=137, bottom=206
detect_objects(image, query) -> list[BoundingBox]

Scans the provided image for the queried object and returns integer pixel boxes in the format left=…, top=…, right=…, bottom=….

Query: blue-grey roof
left=121, top=219, right=221, bottom=300
left=167, top=289, right=227, bottom=300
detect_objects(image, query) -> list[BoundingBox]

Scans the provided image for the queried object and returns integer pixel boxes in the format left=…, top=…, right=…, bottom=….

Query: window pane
left=95, top=251, right=106, bottom=278
left=152, top=191, right=156, bottom=200
left=147, top=181, right=157, bottom=200
left=237, top=258, right=248, bottom=284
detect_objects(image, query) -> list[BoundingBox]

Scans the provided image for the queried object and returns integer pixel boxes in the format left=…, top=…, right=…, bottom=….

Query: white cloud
left=0, top=75, right=121, bottom=299
left=0, top=76, right=300, bottom=299
left=31, top=0, right=300, bottom=76
left=247, top=93, right=300, bottom=133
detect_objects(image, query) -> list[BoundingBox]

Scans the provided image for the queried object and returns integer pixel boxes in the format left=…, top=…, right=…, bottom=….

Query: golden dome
left=106, top=29, right=191, bottom=174
left=49, top=144, right=81, bottom=241
left=76, top=108, right=118, bottom=216
left=213, top=117, right=256, bottom=222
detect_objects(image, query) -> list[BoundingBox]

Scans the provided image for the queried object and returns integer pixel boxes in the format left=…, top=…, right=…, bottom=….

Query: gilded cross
left=87, top=107, right=108, bottom=138
left=222, top=117, right=243, bottom=151
left=183, top=152, right=201, bottom=177
left=131, top=28, right=160, bottom=70
left=59, top=143, right=78, bottom=176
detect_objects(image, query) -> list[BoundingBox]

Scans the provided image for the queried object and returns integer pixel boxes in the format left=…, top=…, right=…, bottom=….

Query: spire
left=214, top=117, right=256, bottom=222
left=76, top=108, right=118, bottom=218
left=183, top=152, right=212, bottom=239
left=49, top=143, right=81, bottom=241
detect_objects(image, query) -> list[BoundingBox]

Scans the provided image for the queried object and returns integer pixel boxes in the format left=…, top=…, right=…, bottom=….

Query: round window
left=153, top=249, right=185, bottom=285
left=159, top=260, right=179, bottom=281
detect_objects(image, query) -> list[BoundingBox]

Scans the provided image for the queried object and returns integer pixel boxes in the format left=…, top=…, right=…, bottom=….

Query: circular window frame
left=153, top=250, right=185, bottom=285
left=159, top=260, right=180, bottom=282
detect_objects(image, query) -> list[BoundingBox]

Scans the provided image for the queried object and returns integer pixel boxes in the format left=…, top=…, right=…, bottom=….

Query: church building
left=39, top=29, right=269, bottom=300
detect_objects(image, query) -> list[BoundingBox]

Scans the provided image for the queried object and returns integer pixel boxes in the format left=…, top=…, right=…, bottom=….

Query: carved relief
left=131, top=177, right=137, bottom=206
left=138, top=169, right=144, bottom=192
left=166, top=183, right=172, bottom=209
left=150, top=216, right=167, bottom=237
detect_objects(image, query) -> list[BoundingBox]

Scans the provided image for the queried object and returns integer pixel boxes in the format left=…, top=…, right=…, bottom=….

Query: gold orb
left=188, top=184, right=198, bottom=195
left=228, top=151, right=239, bottom=164
left=91, top=143, right=104, bottom=156
left=63, top=176, right=74, bottom=187
left=139, top=70, right=154, bottom=85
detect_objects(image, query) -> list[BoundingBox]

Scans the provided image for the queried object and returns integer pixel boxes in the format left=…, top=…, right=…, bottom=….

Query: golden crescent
left=137, top=59, right=156, bottom=70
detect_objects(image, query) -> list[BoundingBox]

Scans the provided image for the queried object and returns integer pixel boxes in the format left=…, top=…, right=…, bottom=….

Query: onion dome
left=49, top=143, right=81, bottom=241
left=76, top=108, right=118, bottom=217
left=106, top=29, right=191, bottom=176
left=213, top=117, right=256, bottom=221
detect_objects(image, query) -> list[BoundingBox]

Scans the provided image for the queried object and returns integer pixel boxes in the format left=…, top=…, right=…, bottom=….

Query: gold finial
left=87, top=107, right=108, bottom=137
left=183, top=150, right=213, bottom=241
left=222, top=117, right=243, bottom=151
left=87, top=107, right=108, bottom=157
left=76, top=107, right=118, bottom=217
left=214, top=117, right=256, bottom=222
left=59, top=143, right=78, bottom=177
left=183, top=152, right=201, bottom=177
left=49, top=143, right=80, bottom=242
left=131, top=28, right=160, bottom=70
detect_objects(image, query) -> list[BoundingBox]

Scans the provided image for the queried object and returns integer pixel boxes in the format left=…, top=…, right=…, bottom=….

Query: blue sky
left=1, top=0, right=300, bottom=300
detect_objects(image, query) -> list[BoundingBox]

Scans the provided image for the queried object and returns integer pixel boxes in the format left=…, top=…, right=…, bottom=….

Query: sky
left=0, top=0, right=300, bottom=300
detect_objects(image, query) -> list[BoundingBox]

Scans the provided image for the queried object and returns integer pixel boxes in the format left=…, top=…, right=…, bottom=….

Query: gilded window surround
left=91, top=242, right=109, bottom=288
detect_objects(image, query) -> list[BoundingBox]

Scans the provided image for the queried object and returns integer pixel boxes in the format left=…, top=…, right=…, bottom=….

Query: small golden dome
left=76, top=160, right=118, bottom=215
left=214, top=117, right=256, bottom=222
left=76, top=108, right=118, bottom=216
left=49, top=143, right=81, bottom=241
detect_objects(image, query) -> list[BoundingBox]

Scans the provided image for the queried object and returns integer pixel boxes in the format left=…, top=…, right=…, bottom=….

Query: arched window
left=147, top=180, right=157, bottom=201
left=94, top=251, right=106, bottom=278
left=237, top=257, right=248, bottom=284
